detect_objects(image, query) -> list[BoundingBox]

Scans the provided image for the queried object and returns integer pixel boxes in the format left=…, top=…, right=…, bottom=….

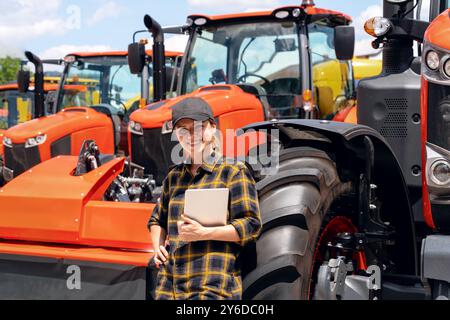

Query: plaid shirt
left=148, top=157, right=262, bottom=300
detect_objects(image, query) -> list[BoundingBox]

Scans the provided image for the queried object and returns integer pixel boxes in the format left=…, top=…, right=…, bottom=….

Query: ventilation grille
left=62, top=108, right=87, bottom=113
left=199, top=85, right=231, bottom=92
left=380, top=98, right=408, bottom=138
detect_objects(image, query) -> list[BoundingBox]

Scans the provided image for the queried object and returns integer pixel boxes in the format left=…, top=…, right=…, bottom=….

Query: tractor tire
left=242, top=147, right=354, bottom=300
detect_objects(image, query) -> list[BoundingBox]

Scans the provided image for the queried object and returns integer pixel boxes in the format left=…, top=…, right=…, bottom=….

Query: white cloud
left=0, top=43, right=23, bottom=58
left=352, top=4, right=383, bottom=38
left=0, top=0, right=74, bottom=57
left=31, top=44, right=115, bottom=72
left=164, top=35, right=189, bottom=53
left=87, top=1, right=122, bottom=26
left=355, top=39, right=381, bottom=57
left=350, top=3, right=383, bottom=57
left=188, top=0, right=280, bottom=12
left=143, top=35, right=189, bottom=54
left=38, top=44, right=115, bottom=60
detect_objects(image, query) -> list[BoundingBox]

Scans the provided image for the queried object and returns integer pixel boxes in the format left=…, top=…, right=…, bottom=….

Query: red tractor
left=420, top=6, right=450, bottom=298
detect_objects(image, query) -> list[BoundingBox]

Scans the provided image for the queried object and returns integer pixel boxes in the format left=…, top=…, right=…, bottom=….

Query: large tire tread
left=243, top=147, right=354, bottom=300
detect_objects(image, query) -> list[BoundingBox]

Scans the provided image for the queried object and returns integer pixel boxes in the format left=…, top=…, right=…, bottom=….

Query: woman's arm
left=150, top=225, right=169, bottom=266
left=178, top=215, right=240, bottom=243
left=227, top=165, right=262, bottom=246
left=178, top=164, right=262, bottom=244
left=148, top=177, right=170, bottom=267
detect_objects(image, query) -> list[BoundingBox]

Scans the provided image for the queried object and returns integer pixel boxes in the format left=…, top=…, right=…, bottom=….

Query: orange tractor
left=0, top=1, right=361, bottom=299
left=0, top=55, right=64, bottom=185
left=0, top=50, right=181, bottom=185
left=0, top=0, right=448, bottom=301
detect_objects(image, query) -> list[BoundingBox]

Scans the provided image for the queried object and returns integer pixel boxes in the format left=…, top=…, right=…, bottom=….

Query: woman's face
left=175, top=119, right=217, bottom=164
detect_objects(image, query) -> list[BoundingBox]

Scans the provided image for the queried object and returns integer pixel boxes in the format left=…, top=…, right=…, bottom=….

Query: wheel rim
left=308, top=216, right=367, bottom=299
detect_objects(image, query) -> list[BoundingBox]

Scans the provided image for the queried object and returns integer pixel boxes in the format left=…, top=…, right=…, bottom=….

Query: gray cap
left=171, top=97, right=215, bottom=128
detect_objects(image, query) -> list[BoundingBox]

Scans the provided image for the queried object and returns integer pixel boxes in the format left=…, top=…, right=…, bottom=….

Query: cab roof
left=0, top=84, right=19, bottom=91
left=188, top=5, right=352, bottom=25
left=65, top=50, right=182, bottom=59
left=0, top=83, right=60, bottom=92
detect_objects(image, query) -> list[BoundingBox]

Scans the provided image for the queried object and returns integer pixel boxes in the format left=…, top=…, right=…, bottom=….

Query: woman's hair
left=206, top=120, right=222, bottom=157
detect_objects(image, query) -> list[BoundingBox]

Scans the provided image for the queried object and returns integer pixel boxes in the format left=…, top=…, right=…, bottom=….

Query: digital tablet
left=184, top=188, right=229, bottom=227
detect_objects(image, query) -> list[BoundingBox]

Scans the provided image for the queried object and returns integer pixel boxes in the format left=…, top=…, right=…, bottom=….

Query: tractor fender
left=240, top=119, right=419, bottom=275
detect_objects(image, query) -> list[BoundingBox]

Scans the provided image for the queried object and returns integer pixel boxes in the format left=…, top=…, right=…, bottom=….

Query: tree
left=0, top=56, right=21, bottom=85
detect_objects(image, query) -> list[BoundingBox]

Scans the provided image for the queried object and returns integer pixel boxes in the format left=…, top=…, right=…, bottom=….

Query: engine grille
left=379, top=98, right=409, bottom=138
left=130, top=129, right=178, bottom=186
left=3, top=143, right=41, bottom=177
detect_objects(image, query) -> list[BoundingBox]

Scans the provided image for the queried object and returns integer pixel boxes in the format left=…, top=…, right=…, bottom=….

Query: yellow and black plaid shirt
left=148, top=157, right=262, bottom=300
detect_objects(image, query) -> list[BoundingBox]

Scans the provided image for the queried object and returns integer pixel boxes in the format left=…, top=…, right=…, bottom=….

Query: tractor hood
left=425, top=9, right=450, bottom=50
left=130, top=84, right=263, bottom=129
left=0, top=155, right=154, bottom=251
left=4, top=107, right=111, bottom=144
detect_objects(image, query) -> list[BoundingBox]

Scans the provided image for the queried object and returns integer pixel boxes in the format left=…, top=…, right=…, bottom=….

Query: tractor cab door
left=58, top=56, right=142, bottom=155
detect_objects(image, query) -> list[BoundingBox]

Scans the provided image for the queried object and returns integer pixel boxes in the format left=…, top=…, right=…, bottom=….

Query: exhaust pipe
left=25, top=51, right=45, bottom=118
left=144, top=15, right=167, bottom=102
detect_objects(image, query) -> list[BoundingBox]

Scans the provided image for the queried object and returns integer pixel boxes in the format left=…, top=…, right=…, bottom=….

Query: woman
left=148, top=97, right=262, bottom=300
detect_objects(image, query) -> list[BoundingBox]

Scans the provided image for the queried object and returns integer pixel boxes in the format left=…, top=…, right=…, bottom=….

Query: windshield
left=0, top=90, right=33, bottom=130
left=428, top=82, right=450, bottom=151
left=181, top=21, right=302, bottom=119
left=58, top=56, right=142, bottom=113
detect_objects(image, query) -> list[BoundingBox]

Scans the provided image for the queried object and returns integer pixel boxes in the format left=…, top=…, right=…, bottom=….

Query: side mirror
left=128, top=42, right=146, bottom=74
left=334, top=26, right=355, bottom=60
left=209, top=69, right=226, bottom=84
left=17, top=70, right=30, bottom=93
left=274, top=38, right=297, bottom=52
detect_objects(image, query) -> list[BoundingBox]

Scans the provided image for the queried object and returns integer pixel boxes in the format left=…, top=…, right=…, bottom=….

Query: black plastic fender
left=240, top=119, right=419, bottom=275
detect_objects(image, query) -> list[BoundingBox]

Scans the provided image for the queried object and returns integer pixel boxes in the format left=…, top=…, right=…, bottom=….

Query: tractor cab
left=178, top=5, right=355, bottom=120
left=0, top=58, right=64, bottom=135
left=0, top=82, right=61, bottom=150
left=0, top=84, right=34, bottom=133
left=56, top=52, right=146, bottom=155
left=128, top=2, right=357, bottom=186
left=0, top=58, right=63, bottom=185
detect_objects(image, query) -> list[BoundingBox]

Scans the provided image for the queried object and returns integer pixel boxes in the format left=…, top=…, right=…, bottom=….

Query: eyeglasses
left=175, top=122, right=209, bottom=138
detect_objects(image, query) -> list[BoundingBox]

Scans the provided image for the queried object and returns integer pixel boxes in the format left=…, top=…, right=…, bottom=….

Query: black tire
left=242, top=147, right=353, bottom=300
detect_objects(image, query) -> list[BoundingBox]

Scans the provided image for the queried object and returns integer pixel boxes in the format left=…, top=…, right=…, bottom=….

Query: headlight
left=430, top=160, right=450, bottom=186
left=25, top=134, right=47, bottom=148
left=443, top=58, right=450, bottom=78
left=275, top=10, right=289, bottom=19
left=426, top=50, right=440, bottom=70
left=422, top=43, right=450, bottom=85
left=364, top=17, right=392, bottom=37
left=129, top=121, right=143, bottom=135
left=3, top=137, right=12, bottom=148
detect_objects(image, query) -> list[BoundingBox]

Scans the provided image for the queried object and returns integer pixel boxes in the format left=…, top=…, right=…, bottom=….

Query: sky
left=0, top=0, right=385, bottom=62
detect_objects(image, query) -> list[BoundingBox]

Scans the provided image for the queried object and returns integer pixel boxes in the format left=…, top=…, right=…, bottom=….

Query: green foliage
left=0, top=56, right=21, bottom=85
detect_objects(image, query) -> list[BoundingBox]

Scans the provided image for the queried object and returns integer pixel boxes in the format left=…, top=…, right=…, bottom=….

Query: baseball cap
left=171, top=97, right=215, bottom=128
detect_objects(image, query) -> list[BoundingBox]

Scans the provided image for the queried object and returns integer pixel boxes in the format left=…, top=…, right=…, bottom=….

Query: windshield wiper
left=237, top=37, right=255, bottom=81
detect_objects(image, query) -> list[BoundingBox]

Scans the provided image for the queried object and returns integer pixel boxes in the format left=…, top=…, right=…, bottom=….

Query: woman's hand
left=154, top=245, right=169, bottom=269
left=178, top=215, right=209, bottom=242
